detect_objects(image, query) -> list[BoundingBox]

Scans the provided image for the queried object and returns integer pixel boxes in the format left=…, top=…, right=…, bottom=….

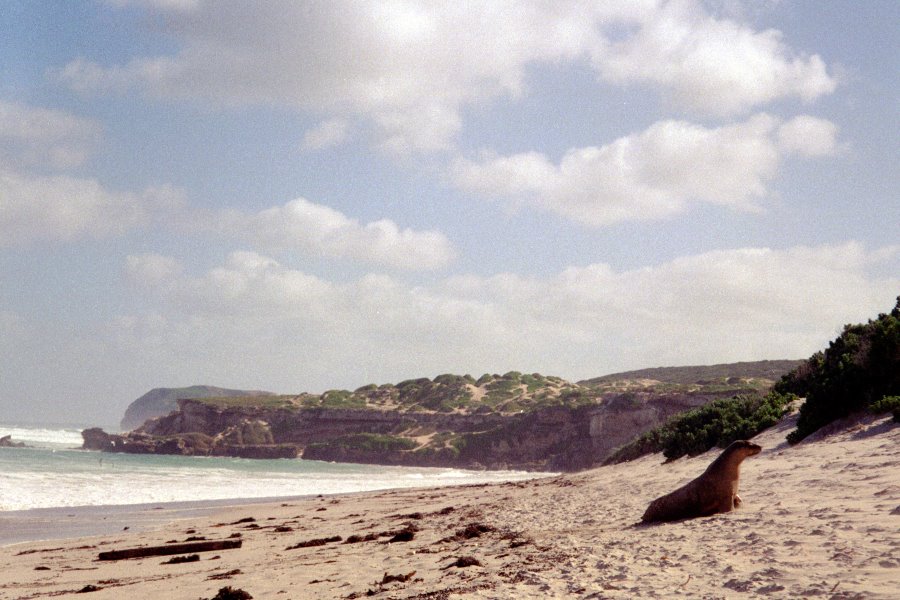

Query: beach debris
left=97, top=539, right=242, bottom=561
left=207, top=586, right=253, bottom=600
left=391, top=511, right=424, bottom=520
left=208, top=569, right=243, bottom=580
left=34, top=565, right=51, bottom=571
left=498, top=528, right=532, bottom=548
left=456, top=523, right=495, bottom=539
left=76, top=584, right=102, bottom=593
left=442, top=556, right=482, bottom=569
left=438, top=522, right=496, bottom=544
left=343, top=533, right=378, bottom=544
left=232, top=517, right=256, bottom=524
left=379, top=571, right=417, bottom=584
left=185, top=535, right=207, bottom=541
left=273, top=525, right=293, bottom=532
left=286, top=535, right=342, bottom=549
left=344, top=523, right=419, bottom=544
left=15, top=547, right=64, bottom=556
left=387, top=527, right=416, bottom=543
left=162, top=554, right=200, bottom=564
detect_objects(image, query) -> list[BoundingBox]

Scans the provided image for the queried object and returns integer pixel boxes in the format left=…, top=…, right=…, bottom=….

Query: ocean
left=0, top=424, right=539, bottom=511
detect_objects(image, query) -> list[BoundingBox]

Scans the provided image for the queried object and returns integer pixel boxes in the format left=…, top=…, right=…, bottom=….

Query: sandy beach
left=2, top=412, right=897, bottom=599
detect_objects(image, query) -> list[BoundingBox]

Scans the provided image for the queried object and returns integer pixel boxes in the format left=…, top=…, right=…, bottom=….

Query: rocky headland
left=119, top=386, right=276, bottom=431
left=0, top=435, right=28, bottom=448
left=83, top=361, right=802, bottom=471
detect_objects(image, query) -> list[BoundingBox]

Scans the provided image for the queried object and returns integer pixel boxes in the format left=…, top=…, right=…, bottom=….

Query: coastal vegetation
left=777, top=297, right=900, bottom=443
left=579, top=360, right=802, bottom=390
left=193, top=367, right=787, bottom=418
left=605, top=391, right=796, bottom=463
left=196, top=371, right=593, bottom=416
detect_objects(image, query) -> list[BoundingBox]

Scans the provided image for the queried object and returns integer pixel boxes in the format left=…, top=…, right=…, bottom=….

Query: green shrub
left=606, top=391, right=795, bottom=463
left=475, top=373, right=493, bottom=386
left=870, top=395, right=900, bottom=414
left=319, top=389, right=365, bottom=408
left=780, top=297, right=900, bottom=443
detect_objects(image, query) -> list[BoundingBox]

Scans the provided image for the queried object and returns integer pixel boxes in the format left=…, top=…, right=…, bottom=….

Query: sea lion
left=641, top=440, right=762, bottom=523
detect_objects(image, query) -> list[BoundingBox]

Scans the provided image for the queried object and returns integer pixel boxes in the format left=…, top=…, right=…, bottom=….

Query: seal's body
left=641, top=440, right=762, bottom=523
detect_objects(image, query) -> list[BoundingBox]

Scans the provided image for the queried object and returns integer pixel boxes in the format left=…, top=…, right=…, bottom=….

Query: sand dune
left=1, top=412, right=897, bottom=599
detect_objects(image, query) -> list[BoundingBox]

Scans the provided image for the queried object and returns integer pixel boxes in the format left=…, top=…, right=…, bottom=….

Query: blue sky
left=1, top=1, right=897, bottom=426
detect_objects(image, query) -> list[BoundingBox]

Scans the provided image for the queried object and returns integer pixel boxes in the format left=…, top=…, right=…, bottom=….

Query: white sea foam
left=0, top=425, right=84, bottom=448
left=0, top=425, right=543, bottom=512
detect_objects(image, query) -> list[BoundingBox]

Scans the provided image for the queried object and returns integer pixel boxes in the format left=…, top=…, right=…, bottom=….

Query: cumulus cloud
left=55, top=1, right=836, bottom=153
left=0, top=100, right=102, bottom=169
left=453, top=113, right=837, bottom=226
left=0, top=170, right=183, bottom=245
left=592, top=1, right=837, bottom=115
left=212, top=197, right=456, bottom=270
left=777, top=115, right=839, bottom=156
left=113, top=243, right=898, bottom=389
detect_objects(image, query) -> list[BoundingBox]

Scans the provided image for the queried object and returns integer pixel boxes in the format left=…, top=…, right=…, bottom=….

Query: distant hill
left=580, top=360, right=804, bottom=388
left=120, top=386, right=274, bottom=431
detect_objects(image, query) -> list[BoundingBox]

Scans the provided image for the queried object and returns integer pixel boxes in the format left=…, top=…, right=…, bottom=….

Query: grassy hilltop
left=196, top=364, right=797, bottom=416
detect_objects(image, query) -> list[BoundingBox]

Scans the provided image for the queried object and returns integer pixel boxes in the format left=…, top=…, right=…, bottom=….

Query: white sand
left=1, top=412, right=897, bottom=599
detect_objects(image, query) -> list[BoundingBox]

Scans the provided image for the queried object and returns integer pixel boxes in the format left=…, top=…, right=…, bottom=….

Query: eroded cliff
left=88, top=363, right=800, bottom=471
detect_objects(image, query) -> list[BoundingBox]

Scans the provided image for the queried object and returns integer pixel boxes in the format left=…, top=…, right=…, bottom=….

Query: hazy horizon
left=2, top=1, right=898, bottom=425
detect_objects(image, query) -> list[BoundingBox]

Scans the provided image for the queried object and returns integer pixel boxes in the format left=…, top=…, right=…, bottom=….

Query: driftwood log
left=98, top=539, right=242, bottom=561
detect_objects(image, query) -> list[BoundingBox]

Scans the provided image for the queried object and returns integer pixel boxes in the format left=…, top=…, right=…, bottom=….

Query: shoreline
left=2, top=414, right=897, bottom=599
left=0, top=495, right=323, bottom=548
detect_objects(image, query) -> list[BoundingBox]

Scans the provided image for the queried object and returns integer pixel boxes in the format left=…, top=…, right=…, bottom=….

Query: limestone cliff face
left=548, top=391, right=717, bottom=470
left=91, top=391, right=735, bottom=471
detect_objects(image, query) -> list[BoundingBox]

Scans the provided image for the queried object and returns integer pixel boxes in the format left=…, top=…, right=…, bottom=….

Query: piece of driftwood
left=98, top=539, right=242, bottom=561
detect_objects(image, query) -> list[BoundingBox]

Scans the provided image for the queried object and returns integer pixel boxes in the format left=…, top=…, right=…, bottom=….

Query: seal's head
left=728, top=440, right=762, bottom=457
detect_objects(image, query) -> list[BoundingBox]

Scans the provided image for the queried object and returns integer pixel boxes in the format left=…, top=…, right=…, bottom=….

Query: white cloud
left=0, top=170, right=183, bottom=245
left=55, top=1, right=836, bottom=153
left=592, top=0, right=837, bottom=115
left=453, top=113, right=837, bottom=226
left=213, top=197, right=456, bottom=271
left=0, top=101, right=102, bottom=169
left=301, top=118, right=350, bottom=151
left=112, top=243, right=898, bottom=389
left=777, top=115, right=839, bottom=156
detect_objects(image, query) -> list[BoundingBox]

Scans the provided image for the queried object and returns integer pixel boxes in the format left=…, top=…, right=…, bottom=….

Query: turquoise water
left=0, top=424, right=539, bottom=512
